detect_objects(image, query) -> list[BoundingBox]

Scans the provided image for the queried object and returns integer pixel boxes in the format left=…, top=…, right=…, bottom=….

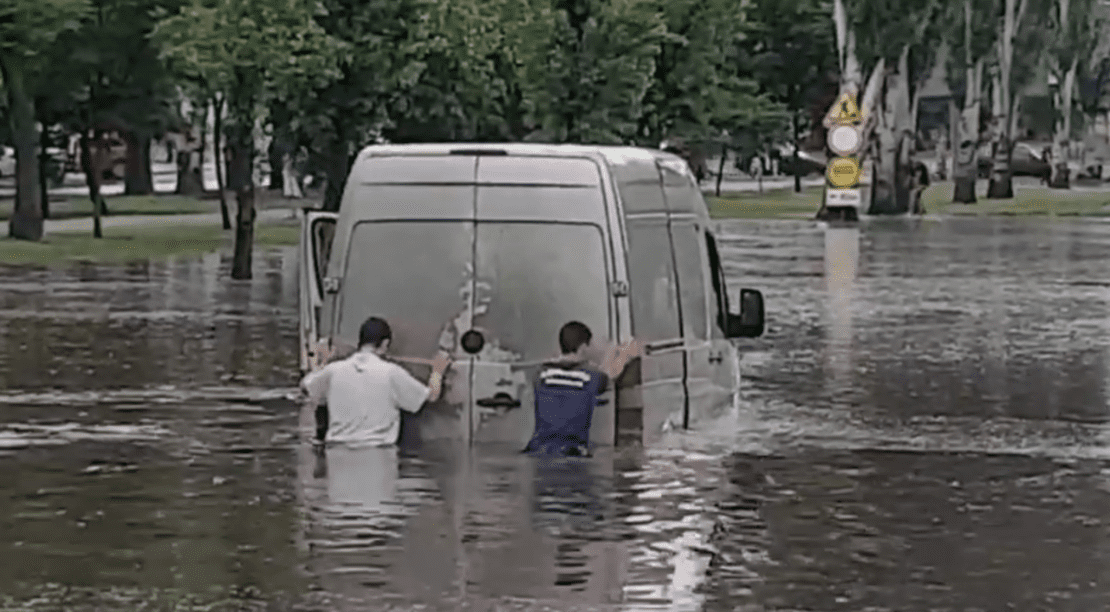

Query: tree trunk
left=213, top=96, right=231, bottom=230
left=228, top=121, right=256, bottom=280
left=268, top=138, right=284, bottom=192
left=123, top=131, right=154, bottom=195
left=869, top=49, right=914, bottom=216
left=79, top=133, right=105, bottom=239
left=322, top=138, right=351, bottom=212
left=176, top=129, right=204, bottom=196
left=953, top=37, right=983, bottom=204
left=870, top=103, right=902, bottom=214
left=197, top=101, right=208, bottom=193
left=715, top=143, right=726, bottom=197
left=1050, top=57, right=1078, bottom=188
left=2, top=60, right=44, bottom=241
left=792, top=113, right=802, bottom=193
left=38, top=123, right=51, bottom=219
left=988, top=0, right=1020, bottom=199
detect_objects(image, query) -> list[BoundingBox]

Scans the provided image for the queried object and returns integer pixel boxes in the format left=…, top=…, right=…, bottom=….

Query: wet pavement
left=4, top=217, right=1110, bottom=610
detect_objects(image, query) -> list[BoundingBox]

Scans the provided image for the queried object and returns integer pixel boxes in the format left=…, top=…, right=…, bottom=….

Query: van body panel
left=474, top=185, right=608, bottom=225
left=354, top=154, right=477, bottom=184
left=621, top=213, right=687, bottom=439
left=658, top=164, right=735, bottom=425
left=474, top=155, right=603, bottom=186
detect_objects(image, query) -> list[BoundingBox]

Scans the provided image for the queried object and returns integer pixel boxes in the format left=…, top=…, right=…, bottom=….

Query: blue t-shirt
left=524, top=359, right=609, bottom=457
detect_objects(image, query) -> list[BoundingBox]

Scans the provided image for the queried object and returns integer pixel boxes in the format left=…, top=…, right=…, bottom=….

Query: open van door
left=299, top=209, right=338, bottom=374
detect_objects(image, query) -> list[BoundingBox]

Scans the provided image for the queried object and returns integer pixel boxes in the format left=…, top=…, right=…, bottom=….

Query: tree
left=1045, top=0, right=1103, bottom=188
left=35, top=0, right=187, bottom=236
left=153, top=0, right=344, bottom=279
left=0, top=0, right=90, bottom=240
left=518, top=0, right=667, bottom=144
left=945, top=0, right=998, bottom=203
left=745, top=0, right=839, bottom=192
left=838, top=0, right=946, bottom=215
left=984, top=0, right=1046, bottom=198
left=285, top=0, right=451, bottom=211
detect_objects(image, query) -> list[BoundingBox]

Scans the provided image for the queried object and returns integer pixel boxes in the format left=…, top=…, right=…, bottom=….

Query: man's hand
left=600, top=337, right=641, bottom=379
left=309, top=339, right=333, bottom=371
left=430, top=350, right=452, bottom=375
left=620, top=338, right=643, bottom=359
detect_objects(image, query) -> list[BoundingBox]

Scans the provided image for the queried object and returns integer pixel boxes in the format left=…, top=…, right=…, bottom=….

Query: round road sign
left=827, top=124, right=862, bottom=156
left=827, top=157, right=861, bottom=188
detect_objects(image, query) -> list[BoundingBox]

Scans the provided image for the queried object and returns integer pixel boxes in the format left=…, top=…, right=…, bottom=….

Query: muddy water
left=3, top=217, right=1110, bottom=611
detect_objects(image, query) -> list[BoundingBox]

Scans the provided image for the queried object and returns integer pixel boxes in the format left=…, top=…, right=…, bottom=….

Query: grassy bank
left=0, top=221, right=299, bottom=266
left=706, top=181, right=1110, bottom=220
left=0, top=194, right=216, bottom=221
left=706, top=185, right=824, bottom=219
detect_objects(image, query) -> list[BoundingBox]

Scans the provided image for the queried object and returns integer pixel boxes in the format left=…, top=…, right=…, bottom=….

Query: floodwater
left=4, top=217, right=1110, bottom=610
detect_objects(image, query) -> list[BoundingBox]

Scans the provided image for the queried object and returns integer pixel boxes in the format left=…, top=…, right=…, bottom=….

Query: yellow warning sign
left=827, top=156, right=861, bottom=187
left=824, top=91, right=863, bottom=126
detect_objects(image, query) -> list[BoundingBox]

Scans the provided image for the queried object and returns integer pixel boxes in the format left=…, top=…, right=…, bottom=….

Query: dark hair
left=558, top=321, right=592, bottom=354
left=358, top=316, right=392, bottom=348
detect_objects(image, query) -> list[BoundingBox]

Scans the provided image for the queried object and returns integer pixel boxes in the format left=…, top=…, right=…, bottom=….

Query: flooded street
left=5, top=217, right=1110, bottom=610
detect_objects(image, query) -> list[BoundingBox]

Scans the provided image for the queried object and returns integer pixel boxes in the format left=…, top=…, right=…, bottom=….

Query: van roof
left=355, top=142, right=686, bottom=166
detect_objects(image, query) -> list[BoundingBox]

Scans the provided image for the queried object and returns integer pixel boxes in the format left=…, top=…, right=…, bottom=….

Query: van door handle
left=644, top=339, right=684, bottom=355
left=476, top=392, right=521, bottom=409
left=708, top=351, right=724, bottom=364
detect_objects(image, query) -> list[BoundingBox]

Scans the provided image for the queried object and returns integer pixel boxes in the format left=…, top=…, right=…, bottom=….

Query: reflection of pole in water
left=824, top=227, right=860, bottom=398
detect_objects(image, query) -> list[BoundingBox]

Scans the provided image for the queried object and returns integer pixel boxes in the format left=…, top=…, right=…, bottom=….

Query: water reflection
left=824, top=225, right=860, bottom=401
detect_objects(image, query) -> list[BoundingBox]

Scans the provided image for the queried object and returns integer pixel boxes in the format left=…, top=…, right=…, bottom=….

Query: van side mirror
left=726, top=288, right=764, bottom=338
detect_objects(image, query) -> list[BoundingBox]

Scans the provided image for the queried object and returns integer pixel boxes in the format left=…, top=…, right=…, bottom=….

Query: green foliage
left=519, top=0, right=668, bottom=144
left=0, top=0, right=89, bottom=61
left=35, top=0, right=185, bottom=138
left=639, top=0, right=783, bottom=147
left=152, top=0, right=345, bottom=134
left=944, top=0, right=1001, bottom=103
left=743, top=0, right=835, bottom=140
left=845, top=0, right=940, bottom=69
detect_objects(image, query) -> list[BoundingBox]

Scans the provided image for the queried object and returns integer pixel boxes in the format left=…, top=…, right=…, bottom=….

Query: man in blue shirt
left=524, top=321, right=641, bottom=457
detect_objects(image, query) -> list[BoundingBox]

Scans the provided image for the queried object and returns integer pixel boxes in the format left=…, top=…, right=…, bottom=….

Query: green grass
left=0, top=221, right=299, bottom=266
left=922, top=182, right=1110, bottom=216
left=706, top=186, right=824, bottom=219
left=0, top=194, right=217, bottom=222
left=705, top=182, right=1110, bottom=220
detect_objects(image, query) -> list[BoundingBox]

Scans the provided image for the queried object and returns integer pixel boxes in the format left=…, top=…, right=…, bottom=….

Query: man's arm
left=599, top=338, right=642, bottom=381
left=390, top=351, right=452, bottom=413
left=300, top=365, right=333, bottom=407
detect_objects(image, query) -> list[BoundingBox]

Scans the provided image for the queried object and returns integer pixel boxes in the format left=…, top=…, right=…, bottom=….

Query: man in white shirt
left=301, top=316, right=452, bottom=447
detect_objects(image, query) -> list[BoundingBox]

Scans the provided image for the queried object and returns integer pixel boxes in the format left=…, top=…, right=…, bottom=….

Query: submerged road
left=2, top=216, right=1110, bottom=610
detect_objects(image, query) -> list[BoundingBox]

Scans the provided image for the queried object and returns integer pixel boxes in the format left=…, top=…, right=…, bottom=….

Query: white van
left=299, top=144, right=765, bottom=448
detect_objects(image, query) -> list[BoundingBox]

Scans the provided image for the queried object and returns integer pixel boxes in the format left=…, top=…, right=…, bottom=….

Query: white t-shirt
left=300, top=349, right=430, bottom=446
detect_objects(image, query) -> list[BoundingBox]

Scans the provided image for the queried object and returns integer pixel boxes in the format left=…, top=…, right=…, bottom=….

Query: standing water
left=3, top=217, right=1110, bottom=611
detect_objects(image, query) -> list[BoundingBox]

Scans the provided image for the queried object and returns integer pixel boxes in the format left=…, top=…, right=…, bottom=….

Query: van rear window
left=337, top=220, right=610, bottom=362
left=338, top=221, right=475, bottom=357
left=472, top=222, right=610, bottom=361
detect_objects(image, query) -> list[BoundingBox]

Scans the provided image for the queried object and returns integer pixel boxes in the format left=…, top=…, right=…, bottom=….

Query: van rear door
left=299, top=209, right=338, bottom=374
left=467, top=155, right=618, bottom=448
left=326, top=153, right=617, bottom=447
